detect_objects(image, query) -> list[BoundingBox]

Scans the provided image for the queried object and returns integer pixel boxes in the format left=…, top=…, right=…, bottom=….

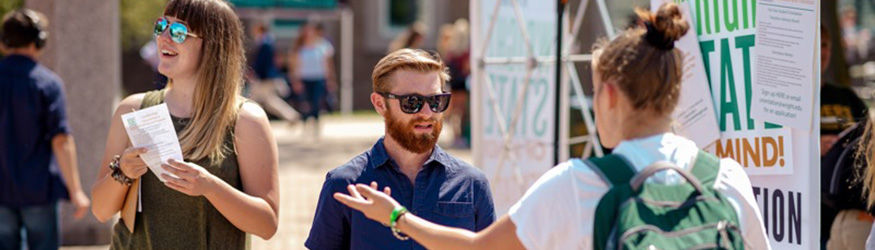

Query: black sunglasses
left=379, top=92, right=452, bottom=114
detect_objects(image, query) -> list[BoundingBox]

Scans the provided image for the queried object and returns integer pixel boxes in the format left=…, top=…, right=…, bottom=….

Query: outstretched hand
left=333, top=182, right=397, bottom=226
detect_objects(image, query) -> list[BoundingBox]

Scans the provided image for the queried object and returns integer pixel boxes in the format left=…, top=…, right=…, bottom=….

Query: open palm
left=334, top=182, right=397, bottom=226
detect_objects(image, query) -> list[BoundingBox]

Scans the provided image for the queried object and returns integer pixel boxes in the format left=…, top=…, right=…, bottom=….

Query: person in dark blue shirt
left=0, top=9, right=90, bottom=250
left=252, top=23, right=280, bottom=81
left=305, top=49, right=495, bottom=250
left=247, top=22, right=300, bottom=125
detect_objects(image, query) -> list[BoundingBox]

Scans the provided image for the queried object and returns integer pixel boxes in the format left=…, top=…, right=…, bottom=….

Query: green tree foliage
left=120, top=0, right=166, bottom=50
left=0, top=0, right=23, bottom=57
left=0, top=0, right=24, bottom=19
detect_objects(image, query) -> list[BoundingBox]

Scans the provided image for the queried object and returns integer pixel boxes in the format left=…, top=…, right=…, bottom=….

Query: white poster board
left=677, top=0, right=821, bottom=248
left=471, top=0, right=557, bottom=215
left=750, top=0, right=819, bottom=131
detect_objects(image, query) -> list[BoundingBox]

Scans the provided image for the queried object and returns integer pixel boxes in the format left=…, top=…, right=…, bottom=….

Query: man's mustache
left=408, top=117, right=439, bottom=125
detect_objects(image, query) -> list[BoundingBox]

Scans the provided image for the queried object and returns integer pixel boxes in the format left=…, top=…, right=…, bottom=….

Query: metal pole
left=340, top=6, right=353, bottom=115
left=554, top=0, right=564, bottom=166
left=595, top=0, right=616, bottom=38
left=470, top=0, right=483, bottom=168
left=567, top=61, right=604, bottom=157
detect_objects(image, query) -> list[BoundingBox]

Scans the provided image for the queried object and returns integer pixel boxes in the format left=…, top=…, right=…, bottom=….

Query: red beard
left=385, top=108, right=443, bottom=154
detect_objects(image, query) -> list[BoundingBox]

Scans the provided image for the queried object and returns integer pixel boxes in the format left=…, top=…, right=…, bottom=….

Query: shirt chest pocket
left=431, top=201, right=476, bottom=230
left=433, top=201, right=474, bottom=218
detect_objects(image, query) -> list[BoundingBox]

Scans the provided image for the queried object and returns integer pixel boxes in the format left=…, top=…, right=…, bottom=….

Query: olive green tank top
left=111, top=89, right=245, bottom=250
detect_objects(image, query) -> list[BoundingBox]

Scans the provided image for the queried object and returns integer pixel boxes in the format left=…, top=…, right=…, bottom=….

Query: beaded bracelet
left=108, top=155, right=133, bottom=186
left=390, top=206, right=409, bottom=240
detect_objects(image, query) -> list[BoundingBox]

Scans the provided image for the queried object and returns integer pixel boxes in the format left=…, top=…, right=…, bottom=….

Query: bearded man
left=305, top=49, right=495, bottom=250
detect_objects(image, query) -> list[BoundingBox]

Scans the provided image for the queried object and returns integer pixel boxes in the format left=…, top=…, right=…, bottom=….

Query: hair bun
left=637, top=3, right=689, bottom=50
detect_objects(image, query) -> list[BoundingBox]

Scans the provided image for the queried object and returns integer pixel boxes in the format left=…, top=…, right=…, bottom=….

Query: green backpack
left=585, top=151, right=749, bottom=250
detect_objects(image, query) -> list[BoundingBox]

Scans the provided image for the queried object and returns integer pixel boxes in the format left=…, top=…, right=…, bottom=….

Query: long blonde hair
left=859, top=110, right=875, bottom=207
left=164, top=0, right=245, bottom=163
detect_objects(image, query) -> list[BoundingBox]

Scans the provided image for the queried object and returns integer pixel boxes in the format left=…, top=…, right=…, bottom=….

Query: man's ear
left=371, top=92, right=386, bottom=116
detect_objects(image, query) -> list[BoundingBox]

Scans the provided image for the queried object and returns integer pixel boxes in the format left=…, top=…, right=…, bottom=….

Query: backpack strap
left=630, top=161, right=705, bottom=194
left=586, top=154, right=636, bottom=250
left=585, top=154, right=636, bottom=188
left=689, top=150, right=721, bottom=188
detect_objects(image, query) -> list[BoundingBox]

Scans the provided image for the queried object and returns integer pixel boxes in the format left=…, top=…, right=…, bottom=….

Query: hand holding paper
left=118, top=147, right=149, bottom=179
left=121, top=103, right=183, bottom=182
left=160, top=159, right=220, bottom=197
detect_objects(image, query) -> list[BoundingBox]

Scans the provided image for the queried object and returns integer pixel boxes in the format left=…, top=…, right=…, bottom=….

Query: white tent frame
left=472, top=0, right=617, bottom=187
left=562, top=0, right=617, bottom=160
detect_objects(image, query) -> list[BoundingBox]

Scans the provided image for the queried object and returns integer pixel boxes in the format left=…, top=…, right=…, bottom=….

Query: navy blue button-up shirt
left=0, top=55, right=70, bottom=207
left=252, top=36, right=280, bottom=80
left=306, top=138, right=495, bottom=250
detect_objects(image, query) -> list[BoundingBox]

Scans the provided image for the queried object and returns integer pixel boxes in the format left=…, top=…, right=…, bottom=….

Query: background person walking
left=248, top=22, right=301, bottom=126
left=288, top=21, right=337, bottom=140
left=0, top=8, right=90, bottom=250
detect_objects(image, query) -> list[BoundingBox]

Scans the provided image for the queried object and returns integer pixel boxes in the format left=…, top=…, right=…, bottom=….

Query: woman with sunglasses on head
left=332, top=3, right=769, bottom=250
left=91, top=0, right=279, bottom=249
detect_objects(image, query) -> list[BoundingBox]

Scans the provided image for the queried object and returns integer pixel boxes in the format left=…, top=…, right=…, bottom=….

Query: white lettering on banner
left=482, top=71, right=552, bottom=139
left=474, top=0, right=557, bottom=215
left=479, top=66, right=555, bottom=214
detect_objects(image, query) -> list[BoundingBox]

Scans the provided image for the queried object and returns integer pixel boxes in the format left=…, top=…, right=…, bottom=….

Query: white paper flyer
left=120, top=103, right=183, bottom=182
left=750, top=0, right=818, bottom=131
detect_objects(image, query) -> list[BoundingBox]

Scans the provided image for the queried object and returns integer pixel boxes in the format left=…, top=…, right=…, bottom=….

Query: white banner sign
left=750, top=0, right=818, bottom=131
left=674, top=0, right=821, bottom=249
left=471, top=0, right=557, bottom=215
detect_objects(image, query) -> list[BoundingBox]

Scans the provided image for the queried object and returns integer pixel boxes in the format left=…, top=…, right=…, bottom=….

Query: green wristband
left=390, top=206, right=409, bottom=241
left=390, top=206, right=407, bottom=226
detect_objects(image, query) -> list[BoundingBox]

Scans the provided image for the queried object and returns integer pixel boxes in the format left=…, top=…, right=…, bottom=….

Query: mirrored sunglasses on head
left=153, top=17, right=200, bottom=44
left=379, top=92, right=452, bottom=114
